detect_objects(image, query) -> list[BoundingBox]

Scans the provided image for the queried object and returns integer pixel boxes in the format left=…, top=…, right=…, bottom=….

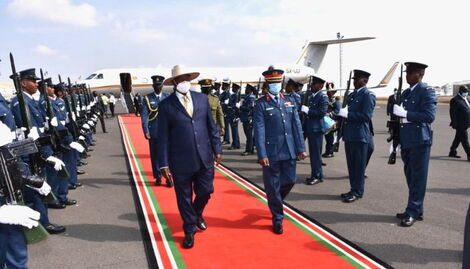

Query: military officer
left=141, top=75, right=171, bottom=187
left=198, top=78, right=225, bottom=137
left=253, top=67, right=307, bottom=234
left=301, top=76, right=328, bottom=185
left=219, top=81, right=231, bottom=144
left=226, top=83, right=241, bottom=150
left=448, top=85, right=470, bottom=161
left=240, top=84, right=256, bottom=155
left=285, top=79, right=301, bottom=109
left=323, top=83, right=341, bottom=158
left=337, top=69, right=376, bottom=203
left=393, top=62, right=437, bottom=227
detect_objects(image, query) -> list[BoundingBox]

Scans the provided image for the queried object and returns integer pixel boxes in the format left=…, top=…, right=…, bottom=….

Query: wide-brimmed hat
left=163, top=65, right=199, bottom=86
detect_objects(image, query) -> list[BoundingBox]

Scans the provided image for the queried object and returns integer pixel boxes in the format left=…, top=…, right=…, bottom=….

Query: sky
left=0, top=0, right=469, bottom=88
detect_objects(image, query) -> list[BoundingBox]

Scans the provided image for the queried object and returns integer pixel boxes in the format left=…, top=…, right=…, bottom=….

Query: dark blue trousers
left=223, top=117, right=230, bottom=142
left=64, top=149, right=78, bottom=186
left=345, top=142, right=368, bottom=196
left=230, top=120, right=240, bottom=148
left=0, top=224, right=27, bottom=269
left=324, top=132, right=334, bottom=155
left=242, top=122, right=254, bottom=152
left=262, top=159, right=297, bottom=225
left=23, top=187, right=49, bottom=226
left=401, top=145, right=431, bottom=218
left=366, top=137, right=374, bottom=168
left=173, top=165, right=214, bottom=234
left=148, top=138, right=161, bottom=180
left=307, top=132, right=323, bottom=179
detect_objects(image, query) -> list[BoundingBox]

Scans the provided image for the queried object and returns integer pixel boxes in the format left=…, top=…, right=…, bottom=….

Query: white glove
left=46, top=156, right=65, bottom=171
left=0, top=122, right=15, bottom=146
left=79, top=135, right=85, bottom=141
left=82, top=106, right=87, bottom=111
left=69, top=141, right=85, bottom=153
left=50, top=117, right=58, bottom=127
left=389, top=144, right=401, bottom=154
left=71, top=113, right=76, bottom=121
left=338, top=107, right=348, bottom=118
left=82, top=123, right=90, bottom=130
left=224, top=99, right=229, bottom=105
left=393, top=104, right=407, bottom=118
left=30, top=181, right=51, bottom=196
left=76, top=106, right=81, bottom=112
left=0, top=205, right=40, bottom=229
left=87, top=120, right=94, bottom=126
left=27, top=127, right=40, bottom=141
left=301, top=105, right=309, bottom=114
left=235, top=102, right=241, bottom=109
left=60, top=120, right=66, bottom=126
left=87, top=105, right=91, bottom=110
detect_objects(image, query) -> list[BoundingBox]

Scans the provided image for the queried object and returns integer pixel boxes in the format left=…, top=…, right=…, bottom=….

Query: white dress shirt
left=175, top=91, right=193, bottom=116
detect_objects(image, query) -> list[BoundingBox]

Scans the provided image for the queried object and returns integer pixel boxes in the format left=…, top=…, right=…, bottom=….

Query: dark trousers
left=148, top=138, right=161, bottom=180
left=324, top=132, right=334, bottom=155
left=262, top=159, right=297, bottom=225
left=0, top=224, right=27, bottom=269
left=99, top=114, right=106, bottom=133
left=109, top=103, right=115, bottom=117
left=223, top=117, right=230, bottom=142
left=23, top=187, right=49, bottom=226
left=464, top=203, right=470, bottom=269
left=450, top=128, right=470, bottom=157
left=307, top=132, right=323, bottom=179
left=46, top=165, right=69, bottom=203
left=242, top=122, right=254, bottom=153
left=230, top=120, right=240, bottom=148
left=345, top=142, right=368, bottom=196
left=366, top=137, right=374, bottom=168
left=65, top=149, right=78, bottom=185
left=173, top=165, right=214, bottom=234
left=401, top=145, right=431, bottom=218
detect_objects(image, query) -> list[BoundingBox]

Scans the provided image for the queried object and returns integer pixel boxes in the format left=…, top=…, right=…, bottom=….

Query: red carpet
left=118, top=114, right=389, bottom=269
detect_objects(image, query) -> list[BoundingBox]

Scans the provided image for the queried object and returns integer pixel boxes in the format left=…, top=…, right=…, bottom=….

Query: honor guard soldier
left=240, top=84, right=256, bottom=155
left=393, top=62, right=437, bottom=227
left=323, top=83, right=341, bottom=158
left=285, top=79, right=302, bottom=109
left=141, top=75, right=171, bottom=187
left=220, top=81, right=231, bottom=145
left=10, top=68, right=66, bottom=234
left=198, top=78, right=225, bottom=137
left=337, top=70, right=376, bottom=203
left=448, top=85, right=470, bottom=161
left=227, top=83, right=241, bottom=150
left=253, top=67, right=307, bottom=234
left=300, top=76, right=328, bottom=185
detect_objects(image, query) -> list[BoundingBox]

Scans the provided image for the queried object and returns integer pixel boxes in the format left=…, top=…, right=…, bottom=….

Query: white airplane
left=79, top=37, right=396, bottom=96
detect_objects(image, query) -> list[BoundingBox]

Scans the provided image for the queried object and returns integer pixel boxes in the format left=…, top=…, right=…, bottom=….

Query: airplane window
left=86, top=74, right=96, bottom=80
left=96, top=74, right=104, bottom=79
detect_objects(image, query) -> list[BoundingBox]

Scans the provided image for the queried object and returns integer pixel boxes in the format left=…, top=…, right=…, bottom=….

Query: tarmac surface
left=29, top=103, right=468, bottom=269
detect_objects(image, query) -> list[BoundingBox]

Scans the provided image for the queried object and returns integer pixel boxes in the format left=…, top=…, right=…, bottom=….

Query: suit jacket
left=399, top=82, right=437, bottom=149
left=342, top=87, right=376, bottom=143
left=253, top=94, right=305, bottom=162
left=157, top=91, right=222, bottom=174
left=239, top=94, right=256, bottom=123
left=305, top=91, right=328, bottom=133
left=0, top=93, right=16, bottom=130
left=450, top=94, right=470, bottom=129
left=141, top=92, right=169, bottom=138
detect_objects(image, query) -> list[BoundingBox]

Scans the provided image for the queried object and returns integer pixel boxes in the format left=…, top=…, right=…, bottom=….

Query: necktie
left=183, top=95, right=192, bottom=117
left=274, top=96, right=279, bottom=105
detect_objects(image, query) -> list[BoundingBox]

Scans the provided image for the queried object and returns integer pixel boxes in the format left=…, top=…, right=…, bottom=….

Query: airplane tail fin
left=371, top=62, right=399, bottom=88
left=295, top=37, right=375, bottom=72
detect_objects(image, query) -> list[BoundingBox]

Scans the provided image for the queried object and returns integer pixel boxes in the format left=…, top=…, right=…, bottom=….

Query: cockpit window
left=85, top=73, right=96, bottom=80
left=96, top=74, right=104, bottom=79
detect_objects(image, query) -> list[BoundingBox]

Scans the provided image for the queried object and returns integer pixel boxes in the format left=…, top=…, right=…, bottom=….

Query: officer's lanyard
left=145, top=95, right=159, bottom=121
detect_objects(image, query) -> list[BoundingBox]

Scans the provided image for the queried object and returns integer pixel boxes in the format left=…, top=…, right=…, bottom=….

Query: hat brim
left=163, top=72, right=200, bottom=86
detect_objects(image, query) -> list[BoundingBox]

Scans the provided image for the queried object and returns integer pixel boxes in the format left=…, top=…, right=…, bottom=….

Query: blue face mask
left=462, top=92, right=469, bottom=98
left=268, top=83, right=281, bottom=95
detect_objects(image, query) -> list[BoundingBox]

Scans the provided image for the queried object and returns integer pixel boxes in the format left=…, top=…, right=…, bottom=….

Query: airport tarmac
left=29, top=103, right=467, bottom=269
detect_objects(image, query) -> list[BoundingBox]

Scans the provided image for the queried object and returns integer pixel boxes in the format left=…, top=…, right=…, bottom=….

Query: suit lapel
left=190, top=91, right=199, bottom=116
left=170, top=93, right=191, bottom=118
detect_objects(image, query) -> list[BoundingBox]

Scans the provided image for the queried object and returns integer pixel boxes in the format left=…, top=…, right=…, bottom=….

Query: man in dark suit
left=157, top=65, right=222, bottom=249
left=448, top=85, right=470, bottom=161
left=393, top=62, right=437, bottom=227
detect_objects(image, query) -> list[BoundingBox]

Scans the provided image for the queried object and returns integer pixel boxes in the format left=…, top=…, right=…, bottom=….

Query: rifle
left=333, top=71, right=353, bottom=152
left=386, top=64, right=403, bottom=164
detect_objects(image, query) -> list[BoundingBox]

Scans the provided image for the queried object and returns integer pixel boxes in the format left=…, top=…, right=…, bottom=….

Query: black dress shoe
left=396, top=212, right=423, bottom=221
left=305, top=178, right=323, bottom=185
left=79, top=161, right=88, bottom=166
left=364, top=174, right=368, bottom=179
left=322, top=153, right=334, bottom=158
left=89, top=143, right=96, bottom=146
left=196, top=216, right=207, bottom=230
left=228, top=146, right=240, bottom=150
left=322, top=162, right=327, bottom=166
left=340, top=192, right=352, bottom=198
left=273, top=223, right=283, bottom=235
left=155, top=178, right=162, bottom=186
left=166, top=179, right=173, bottom=188
left=63, top=199, right=77, bottom=206
left=183, top=233, right=194, bottom=248
left=48, top=202, right=66, bottom=209
left=45, top=223, right=66, bottom=234
left=74, top=182, right=83, bottom=187
left=222, top=141, right=230, bottom=145
left=77, top=170, right=85, bottom=175
left=241, top=151, right=251, bottom=156
left=342, top=194, right=362, bottom=203
left=68, top=184, right=77, bottom=190
left=87, top=148, right=94, bottom=152
left=400, top=216, right=416, bottom=227
left=448, top=152, right=461, bottom=158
